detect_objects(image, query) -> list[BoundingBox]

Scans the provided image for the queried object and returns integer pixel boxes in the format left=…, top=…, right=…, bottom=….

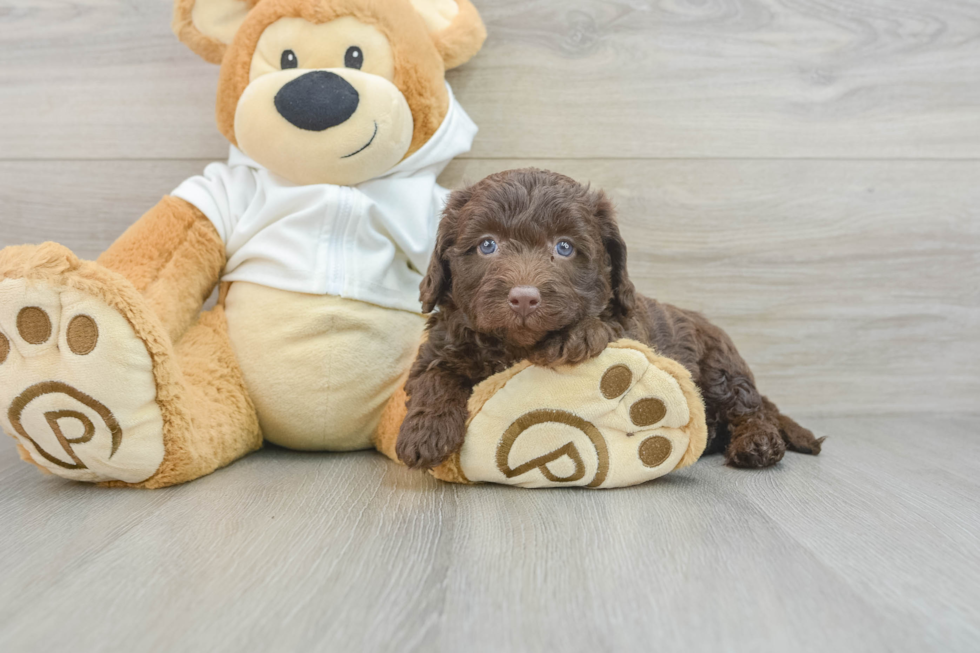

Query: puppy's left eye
left=555, top=241, right=574, bottom=257
left=345, top=46, right=364, bottom=70
left=479, top=239, right=498, bottom=255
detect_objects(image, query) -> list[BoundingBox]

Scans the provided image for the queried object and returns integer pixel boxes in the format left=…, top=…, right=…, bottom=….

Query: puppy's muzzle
left=508, top=286, right=541, bottom=318
left=274, top=71, right=359, bottom=132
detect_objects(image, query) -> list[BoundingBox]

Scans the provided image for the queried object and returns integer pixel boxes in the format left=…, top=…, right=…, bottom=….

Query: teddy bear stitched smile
left=231, top=14, right=418, bottom=185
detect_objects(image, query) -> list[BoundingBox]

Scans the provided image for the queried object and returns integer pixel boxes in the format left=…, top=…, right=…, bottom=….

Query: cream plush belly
left=224, top=282, right=425, bottom=451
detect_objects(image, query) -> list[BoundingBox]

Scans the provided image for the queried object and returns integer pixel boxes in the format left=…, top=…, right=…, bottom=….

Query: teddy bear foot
left=0, top=245, right=165, bottom=484
left=442, top=340, right=708, bottom=489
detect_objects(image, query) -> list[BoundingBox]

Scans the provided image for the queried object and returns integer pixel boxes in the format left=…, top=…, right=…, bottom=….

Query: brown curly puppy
left=396, top=168, right=824, bottom=470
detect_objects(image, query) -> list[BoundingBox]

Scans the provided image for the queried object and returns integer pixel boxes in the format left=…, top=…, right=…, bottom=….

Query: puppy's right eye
left=479, top=239, right=498, bottom=255
left=281, top=50, right=298, bottom=69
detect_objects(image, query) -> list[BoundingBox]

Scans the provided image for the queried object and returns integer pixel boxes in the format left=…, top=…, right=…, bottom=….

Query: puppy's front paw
left=396, top=411, right=467, bottom=469
left=531, top=319, right=617, bottom=367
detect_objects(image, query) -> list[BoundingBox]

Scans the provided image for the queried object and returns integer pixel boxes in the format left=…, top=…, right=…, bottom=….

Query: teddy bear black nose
left=274, top=71, right=360, bottom=132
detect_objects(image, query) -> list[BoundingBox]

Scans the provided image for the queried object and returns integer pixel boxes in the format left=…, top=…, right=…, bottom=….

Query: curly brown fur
left=396, top=168, right=824, bottom=470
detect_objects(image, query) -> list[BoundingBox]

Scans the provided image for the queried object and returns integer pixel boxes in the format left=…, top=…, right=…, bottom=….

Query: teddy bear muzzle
left=233, top=67, right=414, bottom=186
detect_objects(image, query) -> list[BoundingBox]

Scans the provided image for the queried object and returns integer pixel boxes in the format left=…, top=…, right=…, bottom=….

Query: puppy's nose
left=508, top=286, right=541, bottom=318
left=275, top=71, right=359, bottom=132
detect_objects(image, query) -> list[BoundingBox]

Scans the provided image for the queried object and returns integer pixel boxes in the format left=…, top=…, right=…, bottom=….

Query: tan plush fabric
left=97, top=196, right=225, bottom=344
left=0, top=277, right=165, bottom=483
left=233, top=64, right=415, bottom=186
left=377, top=340, right=707, bottom=489
left=428, top=0, right=485, bottom=69
left=0, top=243, right=260, bottom=487
left=173, top=0, right=261, bottom=64
left=373, top=358, right=474, bottom=485
left=0, top=244, right=175, bottom=478
left=213, top=0, right=453, bottom=158
left=604, top=340, right=707, bottom=471
left=457, top=340, right=706, bottom=488
left=224, top=282, right=425, bottom=451
left=426, top=360, right=532, bottom=483
left=15, top=441, right=48, bottom=471
left=129, top=305, right=262, bottom=489
left=379, top=340, right=708, bottom=489
left=0, top=233, right=260, bottom=488
left=373, top=370, right=411, bottom=463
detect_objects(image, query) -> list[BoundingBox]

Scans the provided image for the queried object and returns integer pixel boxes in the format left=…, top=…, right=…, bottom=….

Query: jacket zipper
left=328, top=186, right=355, bottom=296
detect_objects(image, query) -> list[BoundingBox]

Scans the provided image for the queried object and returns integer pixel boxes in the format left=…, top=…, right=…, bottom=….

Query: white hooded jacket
left=172, top=84, right=477, bottom=314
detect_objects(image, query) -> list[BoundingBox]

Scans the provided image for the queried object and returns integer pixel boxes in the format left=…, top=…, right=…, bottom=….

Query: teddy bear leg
left=374, top=375, right=410, bottom=463
left=113, top=304, right=261, bottom=488
left=0, top=212, right=259, bottom=486
left=379, top=340, right=710, bottom=488
left=96, top=195, right=225, bottom=344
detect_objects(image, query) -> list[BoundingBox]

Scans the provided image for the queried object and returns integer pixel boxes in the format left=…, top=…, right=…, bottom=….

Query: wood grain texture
left=445, top=158, right=980, bottom=416
left=0, top=416, right=977, bottom=653
left=2, top=158, right=976, bottom=415
left=1, top=1, right=979, bottom=651
left=1, top=1, right=979, bottom=159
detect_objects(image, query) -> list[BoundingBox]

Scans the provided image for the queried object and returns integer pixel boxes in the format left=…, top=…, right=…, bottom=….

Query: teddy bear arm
left=97, top=195, right=226, bottom=343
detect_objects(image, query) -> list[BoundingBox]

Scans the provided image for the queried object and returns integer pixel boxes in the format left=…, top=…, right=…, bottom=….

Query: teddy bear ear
left=409, top=0, right=487, bottom=69
left=172, top=0, right=260, bottom=64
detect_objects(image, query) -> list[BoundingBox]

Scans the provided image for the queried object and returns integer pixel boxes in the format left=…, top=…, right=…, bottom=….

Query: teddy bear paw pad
left=458, top=341, right=706, bottom=489
left=0, top=279, right=164, bottom=483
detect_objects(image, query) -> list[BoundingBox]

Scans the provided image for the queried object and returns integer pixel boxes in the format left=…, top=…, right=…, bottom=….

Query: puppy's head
left=423, top=168, right=636, bottom=347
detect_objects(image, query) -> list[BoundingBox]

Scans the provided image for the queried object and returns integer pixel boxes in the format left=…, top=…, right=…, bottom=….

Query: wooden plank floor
left=1, top=1, right=978, bottom=651
left=0, top=415, right=978, bottom=652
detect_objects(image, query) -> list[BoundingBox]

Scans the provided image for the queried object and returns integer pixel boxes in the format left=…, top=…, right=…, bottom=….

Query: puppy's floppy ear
left=410, top=0, right=487, bottom=69
left=594, top=191, right=637, bottom=318
left=172, top=0, right=259, bottom=64
left=421, top=186, right=472, bottom=313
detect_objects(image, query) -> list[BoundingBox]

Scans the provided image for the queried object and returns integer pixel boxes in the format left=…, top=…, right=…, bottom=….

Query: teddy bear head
left=173, top=0, right=485, bottom=186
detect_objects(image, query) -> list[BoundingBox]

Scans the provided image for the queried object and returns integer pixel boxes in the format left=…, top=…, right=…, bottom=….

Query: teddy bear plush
left=0, top=0, right=707, bottom=489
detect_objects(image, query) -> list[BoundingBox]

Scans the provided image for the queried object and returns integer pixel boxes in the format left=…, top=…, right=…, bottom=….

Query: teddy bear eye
left=479, top=239, right=498, bottom=255
left=345, top=46, right=364, bottom=70
left=555, top=241, right=574, bottom=257
left=281, top=50, right=298, bottom=70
